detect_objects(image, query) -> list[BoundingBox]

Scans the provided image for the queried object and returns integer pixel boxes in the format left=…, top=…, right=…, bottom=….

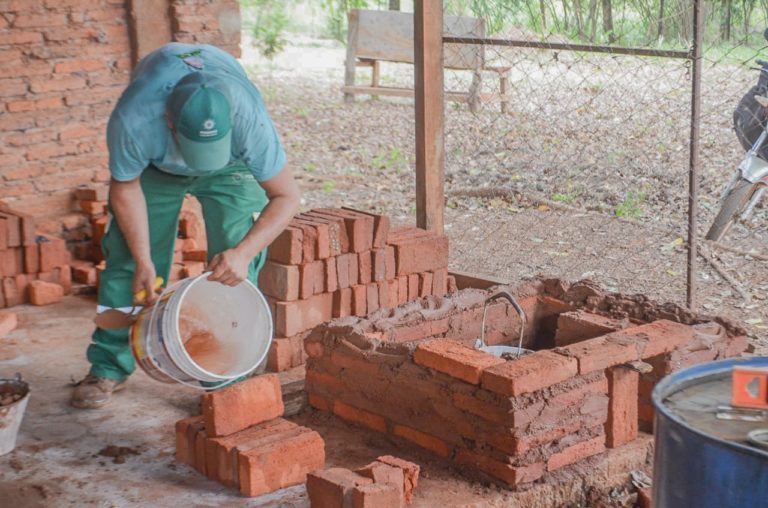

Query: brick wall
left=0, top=0, right=241, bottom=225
left=304, top=279, right=748, bottom=489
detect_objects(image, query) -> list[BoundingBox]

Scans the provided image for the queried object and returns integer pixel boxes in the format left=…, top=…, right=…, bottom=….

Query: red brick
left=547, top=435, right=605, bottom=471
left=207, top=418, right=298, bottom=485
left=307, top=468, right=373, bottom=508
left=384, top=246, right=396, bottom=280
left=79, top=200, right=107, bottom=216
left=302, top=213, right=346, bottom=255
left=454, top=448, right=544, bottom=486
left=72, top=263, right=97, bottom=285
left=29, top=280, right=64, bottom=305
left=2, top=277, right=20, bottom=307
left=313, top=208, right=374, bottom=253
left=0, top=249, right=19, bottom=277
left=415, top=340, right=505, bottom=384
left=333, top=400, right=387, bottom=432
left=174, top=415, right=203, bottom=466
left=351, top=284, right=367, bottom=316
left=273, top=292, right=333, bottom=336
left=630, top=320, right=695, bottom=358
left=447, top=275, right=458, bottom=294
left=259, top=261, right=299, bottom=301
left=390, top=234, right=449, bottom=276
left=0, top=31, right=43, bottom=45
left=352, top=483, right=401, bottom=508
left=341, top=207, right=390, bottom=248
left=238, top=425, right=326, bottom=497
left=377, top=281, right=389, bottom=309
left=560, top=335, right=640, bottom=375
left=346, top=253, right=359, bottom=286
left=481, top=351, right=578, bottom=396
left=432, top=268, right=448, bottom=297
left=355, top=461, right=405, bottom=506
left=555, top=310, right=627, bottom=346
left=358, top=249, right=372, bottom=284
left=56, top=265, right=72, bottom=294
left=606, top=366, right=639, bottom=448
left=333, top=287, right=352, bottom=318
left=267, top=226, right=302, bottom=265
left=336, top=254, right=350, bottom=289
left=397, top=275, right=408, bottom=305
left=452, top=392, right=508, bottom=424
left=201, top=374, right=284, bottom=437
left=371, top=249, right=386, bottom=282
left=392, top=424, right=451, bottom=457
left=366, top=282, right=379, bottom=313
left=298, top=262, right=316, bottom=299
left=375, top=455, right=420, bottom=504
left=54, top=58, right=105, bottom=74
left=13, top=12, right=68, bottom=28
left=289, top=221, right=316, bottom=263
left=311, top=259, right=325, bottom=295
left=267, top=338, right=293, bottom=372
left=325, top=257, right=338, bottom=292
left=308, top=392, right=332, bottom=411
left=0, top=213, right=21, bottom=247
left=0, top=310, right=17, bottom=337
left=185, top=418, right=206, bottom=471
left=294, top=217, right=330, bottom=259
left=182, top=261, right=205, bottom=278
left=407, top=273, right=419, bottom=301
left=74, top=185, right=109, bottom=202
left=418, top=272, right=433, bottom=297
left=0, top=221, right=6, bottom=251
left=38, top=236, right=69, bottom=272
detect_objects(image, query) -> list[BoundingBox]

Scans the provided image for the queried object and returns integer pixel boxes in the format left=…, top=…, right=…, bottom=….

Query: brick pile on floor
left=0, top=201, right=74, bottom=307
left=306, top=456, right=420, bottom=508
left=175, top=374, right=325, bottom=497
left=70, top=189, right=209, bottom=288
left=260, top=207, right=454, bottom=372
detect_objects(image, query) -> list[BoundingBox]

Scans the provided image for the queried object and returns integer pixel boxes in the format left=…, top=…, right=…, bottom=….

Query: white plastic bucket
left=130, top=274, right=273, bottom=389
left=0, top=374, right=30, bottom=456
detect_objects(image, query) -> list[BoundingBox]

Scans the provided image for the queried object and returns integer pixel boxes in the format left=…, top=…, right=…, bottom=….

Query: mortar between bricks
left=304, top=278, right=748, bottom=489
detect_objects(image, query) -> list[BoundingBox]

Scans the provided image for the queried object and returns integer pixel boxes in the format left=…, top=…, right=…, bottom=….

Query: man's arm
left=207, top=166, right=301, bottom=286
left=109, top=178, right=159, bottom=304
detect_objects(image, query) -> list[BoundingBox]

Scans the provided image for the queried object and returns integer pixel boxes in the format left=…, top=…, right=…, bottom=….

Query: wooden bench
left=342, top=9, right=510, bottom=113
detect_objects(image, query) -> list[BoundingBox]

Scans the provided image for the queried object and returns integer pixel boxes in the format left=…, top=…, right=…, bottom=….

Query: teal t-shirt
left=107, top=43, right=286, bottom=182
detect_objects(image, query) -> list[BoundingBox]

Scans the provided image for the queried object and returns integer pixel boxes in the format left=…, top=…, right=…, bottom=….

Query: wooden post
left=344, top=10, right=360, bottom=104
left=414, top=0, right=445, bottom=233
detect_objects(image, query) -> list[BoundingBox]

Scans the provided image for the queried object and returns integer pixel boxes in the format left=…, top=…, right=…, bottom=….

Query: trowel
left=93, top=277, right=164, bottom=329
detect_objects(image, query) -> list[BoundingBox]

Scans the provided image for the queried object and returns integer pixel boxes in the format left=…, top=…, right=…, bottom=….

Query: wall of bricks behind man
left=0, top=0, right=240, bottom=222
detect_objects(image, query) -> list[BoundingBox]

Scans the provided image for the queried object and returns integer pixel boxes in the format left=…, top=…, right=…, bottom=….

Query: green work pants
left=87, top=163, right=268, bottom=381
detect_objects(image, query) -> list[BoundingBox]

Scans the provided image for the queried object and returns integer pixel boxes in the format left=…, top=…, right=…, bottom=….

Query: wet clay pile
left=178, top=306, right=237, bottom=375
left=0, top=392, right=23, bottom=407
left=304, top=277, right=748, bottom=489
left=98, top=445, right=140, bottom=464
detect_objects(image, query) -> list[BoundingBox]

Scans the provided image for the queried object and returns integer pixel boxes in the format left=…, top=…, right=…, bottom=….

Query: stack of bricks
left=0, top=202, right=73, bottom=307
left=260, top=207, right=453, bottom=373
left=175, top=374, right=325, bottom=497
left=307, top=455, right=420, bottom=507
left=304, top=280, right=748, bottom=489
left=69, top=189, right=209, bottom=288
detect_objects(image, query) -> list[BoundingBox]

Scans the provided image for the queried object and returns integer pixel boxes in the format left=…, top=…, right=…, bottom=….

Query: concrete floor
left=0, top=295, right=649, bottom=508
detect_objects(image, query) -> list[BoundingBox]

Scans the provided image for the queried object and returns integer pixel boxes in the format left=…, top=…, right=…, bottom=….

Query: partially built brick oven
left=304, top=277, right=747, bottom=489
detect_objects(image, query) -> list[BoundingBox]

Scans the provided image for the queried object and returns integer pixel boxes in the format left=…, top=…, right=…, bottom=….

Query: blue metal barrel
left=653, top=357, right=768, bottom=508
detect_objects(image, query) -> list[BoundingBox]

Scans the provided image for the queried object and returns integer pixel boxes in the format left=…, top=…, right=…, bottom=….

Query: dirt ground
left=240, top=35, right=767, bottom=347
left=0, top=296, right=650, bottom=507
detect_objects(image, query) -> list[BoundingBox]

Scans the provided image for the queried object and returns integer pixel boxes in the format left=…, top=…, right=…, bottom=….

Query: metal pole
left=687, top=0, right=704, bottom=310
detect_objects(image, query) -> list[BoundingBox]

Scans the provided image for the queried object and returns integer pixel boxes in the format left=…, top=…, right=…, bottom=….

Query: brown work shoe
left=70, top=374, right=126, bottom=409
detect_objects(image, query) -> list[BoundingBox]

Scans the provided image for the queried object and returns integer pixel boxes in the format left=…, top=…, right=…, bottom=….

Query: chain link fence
left=435, top=1, right=767, bottom=336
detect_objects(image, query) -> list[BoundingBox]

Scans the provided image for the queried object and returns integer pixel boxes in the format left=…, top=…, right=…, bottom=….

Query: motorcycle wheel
left=705, top=178, right=757, bottom=242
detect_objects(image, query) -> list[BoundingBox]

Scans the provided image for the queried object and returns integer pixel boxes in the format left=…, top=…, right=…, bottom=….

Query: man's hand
left=207, top=248, right=250, bottom=286
left=133, top=261, right=160, bottom=305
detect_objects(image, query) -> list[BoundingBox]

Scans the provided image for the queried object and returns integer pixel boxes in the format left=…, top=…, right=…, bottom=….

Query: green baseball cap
left=167, top=72, right=232, bottom=172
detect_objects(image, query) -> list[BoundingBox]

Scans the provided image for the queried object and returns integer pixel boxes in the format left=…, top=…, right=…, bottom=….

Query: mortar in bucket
left=0, top=373, right=30, bottom=456
left=129, top=273, right=273, bottom=389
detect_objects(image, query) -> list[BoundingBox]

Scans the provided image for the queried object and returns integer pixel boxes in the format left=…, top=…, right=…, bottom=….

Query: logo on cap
left=199, top=118, right=218, bottom=137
